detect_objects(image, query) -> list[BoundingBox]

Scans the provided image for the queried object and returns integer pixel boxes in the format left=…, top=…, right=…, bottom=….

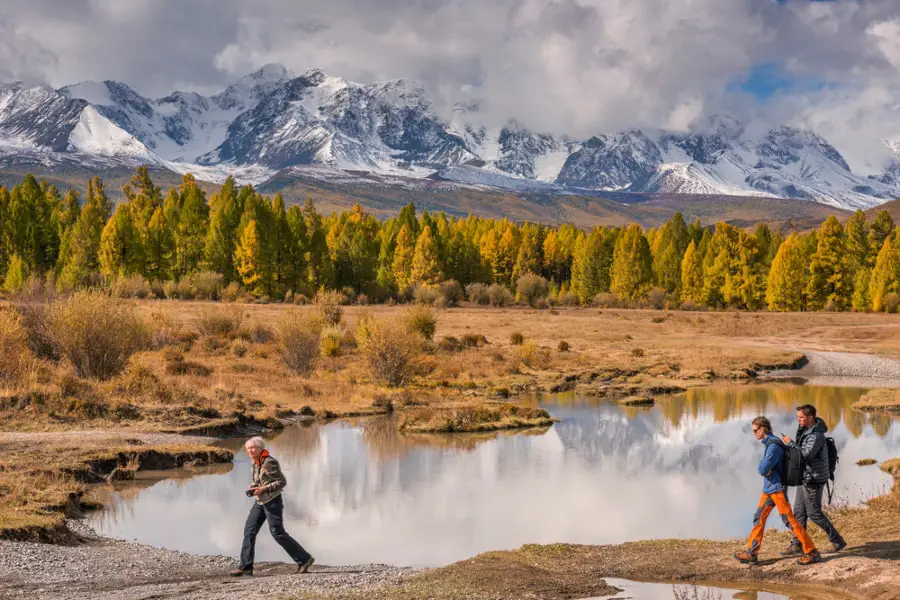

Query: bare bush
left=510, top=331, right=525, bottom=345
left=359, top=320, right=421, bottom=387
left=185, top=271, right=224, bottom=300
left=48, top=292, right=149, bottom=379
left=436, top=280, right=464, bottom=307
left=197, top=306, right=244, bottom=337
left=277, top=314, right=321, bottom=375
left=0, top=308, right=34, bottom=386
left=16, top=303, right=58, bottom=360
left=488, top=284, right=514, bottom=307
left=222, top=282, right=242, bottom=302
left=110, top=274, right=151, bottom=299
left=647, top=287, right=667, bottom=310
left=466, top=283, right=490, bottom=305
left=884, top=293, right=900, bottom=314
left=413, top=282, right=439, bottom=305
left=404, top=305, right=438, bottom=341
left=593, top=292, right=620, bottom=308
left=315, top=289, right=344, bottom=325
left=557, top=291, right=580, bottom=307
left=516, top=273, right=550, bottom=307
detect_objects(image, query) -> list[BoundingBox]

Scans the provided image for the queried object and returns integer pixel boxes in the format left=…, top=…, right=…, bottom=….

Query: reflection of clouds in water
left=89, top=387, right=900, bottom=566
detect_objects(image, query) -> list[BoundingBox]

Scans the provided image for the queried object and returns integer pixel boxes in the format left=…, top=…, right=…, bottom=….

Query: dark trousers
left=239, top=495, right=311, bottom=570
left=790, top=482, right=844, bottom=546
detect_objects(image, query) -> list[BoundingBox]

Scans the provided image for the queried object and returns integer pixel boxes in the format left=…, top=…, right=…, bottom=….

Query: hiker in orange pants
left=734, top=416, right=821, bottom=565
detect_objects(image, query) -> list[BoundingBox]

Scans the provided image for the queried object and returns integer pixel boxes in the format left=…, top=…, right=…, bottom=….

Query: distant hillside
left=0, top=166, right=848, bottom=230
left=866, top=197, right=900, bottom=223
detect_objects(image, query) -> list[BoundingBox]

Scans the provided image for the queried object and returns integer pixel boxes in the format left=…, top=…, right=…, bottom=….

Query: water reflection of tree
left=655, top=386, right=892, bottom=438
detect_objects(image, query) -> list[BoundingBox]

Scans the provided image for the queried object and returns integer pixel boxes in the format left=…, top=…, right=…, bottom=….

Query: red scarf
left=255, top=449, right=270, bottom=466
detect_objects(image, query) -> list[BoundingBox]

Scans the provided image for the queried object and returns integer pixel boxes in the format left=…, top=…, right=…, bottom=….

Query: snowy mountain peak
left=0, top=65, right=899, bottom=210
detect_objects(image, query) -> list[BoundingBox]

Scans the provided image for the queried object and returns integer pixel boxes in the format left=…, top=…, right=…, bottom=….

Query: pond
left=590, top=578, right=844, bottom=599
left=88, top=384, right=899, bottom=568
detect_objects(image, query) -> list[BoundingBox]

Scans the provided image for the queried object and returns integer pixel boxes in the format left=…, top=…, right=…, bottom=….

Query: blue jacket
left=759, top=433, right=785, bottom=494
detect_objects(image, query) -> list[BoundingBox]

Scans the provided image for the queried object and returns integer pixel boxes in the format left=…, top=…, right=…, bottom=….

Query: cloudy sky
left=1, top=0, right=900, bottom=171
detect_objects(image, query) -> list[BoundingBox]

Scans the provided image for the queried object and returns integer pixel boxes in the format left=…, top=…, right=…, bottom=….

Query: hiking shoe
left=832, top=539, right=847, bottom=553
left=779, top=544, right=803, bottom=557
left=797, top=550, right=822, bottom=566
left=733, top=551, right=758, bottom=564
left=297, top=557, right=315, bottom=574
left=229, top=567, right=253, bottom=577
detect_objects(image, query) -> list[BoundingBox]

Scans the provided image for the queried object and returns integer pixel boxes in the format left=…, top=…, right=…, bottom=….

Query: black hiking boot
left=832, top=538, right=847, bottom=553
left=779, top=544, right=803, bottom=557
left=229, top=567, right=253, bottom=577
left=733, top=551, right=758, bottom=564
left=297, top=557, right=315, bottom=574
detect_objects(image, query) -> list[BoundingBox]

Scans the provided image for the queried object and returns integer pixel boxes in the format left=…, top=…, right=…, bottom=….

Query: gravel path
left=766, top=350, right=900, bottom=385
left=0, top=521, right=415, bottom=600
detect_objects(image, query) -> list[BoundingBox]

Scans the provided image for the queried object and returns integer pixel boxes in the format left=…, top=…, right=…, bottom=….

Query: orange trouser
left=746, top=491, right=816, bottom=555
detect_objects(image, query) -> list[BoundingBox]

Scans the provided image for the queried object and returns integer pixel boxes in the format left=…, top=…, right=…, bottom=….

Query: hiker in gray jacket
left=780, top=404, right=847, bottom=555
left=230, top=436, right=315, bottom=577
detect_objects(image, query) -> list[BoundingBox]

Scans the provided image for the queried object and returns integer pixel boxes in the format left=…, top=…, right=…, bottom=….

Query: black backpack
left=767, top=438, right=804, bottom=487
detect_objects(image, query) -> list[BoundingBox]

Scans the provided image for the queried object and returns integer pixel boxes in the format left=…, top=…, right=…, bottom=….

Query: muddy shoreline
left=3, top=350, right=899, bottom=599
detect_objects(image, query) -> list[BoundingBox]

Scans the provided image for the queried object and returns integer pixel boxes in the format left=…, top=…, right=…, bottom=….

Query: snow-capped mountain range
left=0, top=64, right=898, bottom=210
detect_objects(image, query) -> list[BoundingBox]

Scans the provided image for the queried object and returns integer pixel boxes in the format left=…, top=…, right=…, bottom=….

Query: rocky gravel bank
left=0, top=521, right=415, bottom=600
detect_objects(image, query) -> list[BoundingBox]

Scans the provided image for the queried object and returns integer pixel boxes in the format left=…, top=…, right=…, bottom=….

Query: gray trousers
left=790, top=482, right=844, bottom=546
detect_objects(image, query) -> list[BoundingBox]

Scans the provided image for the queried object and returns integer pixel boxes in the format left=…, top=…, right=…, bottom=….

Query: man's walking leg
left=264, top=496, right=313, bottom=568
left=773, top=491, right=819, bottom=563
left=239, top=502, right=267, bottom=571
left=786, top=485, right=808, bottom=552
left=804, top=482, right=845, bottom=548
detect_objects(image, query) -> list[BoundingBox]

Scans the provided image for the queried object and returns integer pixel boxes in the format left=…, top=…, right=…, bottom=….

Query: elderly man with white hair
left=230, top=436, right=315, bottom=576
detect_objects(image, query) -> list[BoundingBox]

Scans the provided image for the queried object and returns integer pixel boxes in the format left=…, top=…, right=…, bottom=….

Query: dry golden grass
left=852, top=389, right=900, bottom=415
left=398, top=404, right=554, bottom=433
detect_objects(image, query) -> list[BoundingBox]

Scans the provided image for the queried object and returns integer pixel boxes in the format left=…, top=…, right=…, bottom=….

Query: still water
left=89, top=384, right=899, bottom=567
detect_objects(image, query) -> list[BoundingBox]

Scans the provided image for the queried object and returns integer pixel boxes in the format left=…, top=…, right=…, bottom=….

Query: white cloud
left=2, top=0, right=900, bottom=168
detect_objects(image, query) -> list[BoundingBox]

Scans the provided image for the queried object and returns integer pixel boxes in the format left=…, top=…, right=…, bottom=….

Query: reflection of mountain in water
left=89, top=386, right=900, bottom=565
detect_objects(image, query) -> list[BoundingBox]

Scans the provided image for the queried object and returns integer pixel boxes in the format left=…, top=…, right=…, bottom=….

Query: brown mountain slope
left=866, top=197, right=900, bottom=222
left=0, top=166, right=849, bottom=229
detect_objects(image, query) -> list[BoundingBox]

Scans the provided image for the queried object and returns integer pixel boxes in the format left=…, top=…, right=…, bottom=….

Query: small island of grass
left=398, top=404, right=555, bottom=433
left=852, top=389, right=900, bottom=415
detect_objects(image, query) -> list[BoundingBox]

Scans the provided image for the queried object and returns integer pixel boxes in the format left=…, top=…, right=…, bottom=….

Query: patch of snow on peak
left=69, top=106, right=156, bottom=160
left=534, top=149, right=570, bottom=182
left=61, top=81, right=114, bottom=106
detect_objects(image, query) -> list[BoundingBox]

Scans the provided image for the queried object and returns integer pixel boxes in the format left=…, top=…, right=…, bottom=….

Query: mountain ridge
left=0, top=64, right=898, bottom=211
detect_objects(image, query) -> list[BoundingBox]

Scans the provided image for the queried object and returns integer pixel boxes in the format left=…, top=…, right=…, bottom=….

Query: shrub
left=48, top=292, right=149, bottom=380
left=16, top=303, right=58, bottom=360
left=488, top=284, right=514, bottom=307
left=438, top=336, right=464, bottom=352
left=293, top=293, right=309, bottom=305
left=0, top=308, right=34, bottom=386
left=232, top=339, right=249, bottom=358
left=510, top=331, right=525, bottom=345
left=222, top=282, right=242, bottom=302
left=111, top=274, right=151, bottom=299
left=320, top=325, right=344, bottom=357
left=163, top=281, right=178, bottom=300
left=413, top=282, right=439, bottom=305
left=197, top=306, right=244, bottom=337
left=249, top=323, right=274, bottom=344
left=277, top=314, right=320, bottom=375
left=647, top=287, right=667, bottom=310
left=462, top=333, right=488, bottom=347
left=355, top=312, right=378, bottom=349
left=515, top=273, right=550, bottom=307
left=593, top=293, right=619, bottom=308
left=175, top=279, right=196, bottom=300
left=557, top=291, right=580, bottom=307
left=149, top=280, right=166, bottom=299
left=558, top=340, right=570, bottom=352
left=515, top=341, right=550, bottom=369
left=357, top=293, right=369, bottom=306
left=680, top=299, right=698, bottom=311
left=404, top=305, right=438, bottom=341
left=437, top=280, right=465, bottom=308
left=315, top=289, right=344, bottom=325
left=359, top=320, right=421, bottom=387
left=3, top=254, right=28, bottom=293
left=884, top=293, right=900, bottom=314
left=631, top=347, right=645, bottom=358
left=186, top=271, right=224, bottom=300
left=466, top=283, right=490, bottom=305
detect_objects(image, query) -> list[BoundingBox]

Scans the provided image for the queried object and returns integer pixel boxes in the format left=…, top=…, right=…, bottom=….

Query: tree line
left=0, top=167, right=898, bottom=312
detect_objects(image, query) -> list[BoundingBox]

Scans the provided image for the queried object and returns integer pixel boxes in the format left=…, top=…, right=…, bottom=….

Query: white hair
left=245, top=436, right=266, bottom=449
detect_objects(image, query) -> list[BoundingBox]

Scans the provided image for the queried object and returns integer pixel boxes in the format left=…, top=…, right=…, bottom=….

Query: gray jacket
left=251, top=452, right=287, bottom=505
left=792, top=417, right=830, bottom=484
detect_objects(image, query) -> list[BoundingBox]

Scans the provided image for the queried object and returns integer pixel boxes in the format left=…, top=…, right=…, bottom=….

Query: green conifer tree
left=610, top=224, right=652, bottom=301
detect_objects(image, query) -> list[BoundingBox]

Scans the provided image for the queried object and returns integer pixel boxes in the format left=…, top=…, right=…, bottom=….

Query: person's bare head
left=795, top=404, right=816, bottom=429
left=245, top=436, right=265, bottom=460
left=751, top=416, right=771, bottom=441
